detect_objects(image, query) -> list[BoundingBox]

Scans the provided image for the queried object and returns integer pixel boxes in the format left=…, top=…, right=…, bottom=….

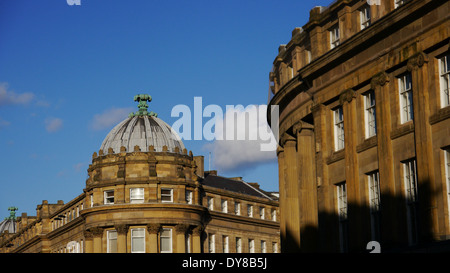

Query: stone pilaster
left=407, top=51, right=439, bottom=242
left=115, top=224, right=129, bottom=253
left=147, top=224, right=161, bottom=253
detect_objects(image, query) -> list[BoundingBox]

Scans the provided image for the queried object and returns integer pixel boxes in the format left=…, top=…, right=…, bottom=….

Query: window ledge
left=390, top=122, right=414, bottom=140
left=430, top=106, right=450, bottom=125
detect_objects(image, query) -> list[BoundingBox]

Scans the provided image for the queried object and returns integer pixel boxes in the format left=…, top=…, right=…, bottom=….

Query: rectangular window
left=360, top=5, right=371, bottom=30
left=364, top=90, right=377, bottom=138
left=107, top=232, right=116, bottom=252
left=186, top=233, right=191, bottom=253
left=398, top=73, right=414, bottom=123
left=160, top=228, right=172, bottom=253
left=236, top=237, right=242, bottom=253
left=161, top=188, right=173, bottom=203
left=104, top=190, right=114, bottom=205
left=208, top=234, right=215, bottom=253
left=222, top=235, right=229, bottom=253
left=272, top=209, right=277, bottom=221
left=261, top=240, right=267, bottom=253
left=367, top=171, right=381, bottom=241
left=439, top=54, right=450, bottom=108
left=208, top=196, right=214, bottom=210
left=403, top=159, right=418, bottom=245
left=131, top=228, right=145, bottom=253
left=130, top=188, right=144, bottom=204
left=259, top=207, right=265, bottom=219
left=330, top=24, right=340, bottom=49
left=249, top=239, right=255, bottom=253
left=336, top=182, right=348, bottom=252
left=272, top=242, right=278, bottom=253
left=90, top=195, right=94, bottom=207
left=247, top=204, right=253, bottom=217
left=221, top=199, right=228, bottom=213
left=185, top=190, right=193, bottom=204
left=235, top=202, right=241, bottom=215
left=334, top=107, right=345, bottom=151
left=445, top=149, right=450, bottom=228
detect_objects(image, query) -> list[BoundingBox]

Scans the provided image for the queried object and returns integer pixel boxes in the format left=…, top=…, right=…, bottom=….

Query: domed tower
left=84, top=94, right=205, bottom=253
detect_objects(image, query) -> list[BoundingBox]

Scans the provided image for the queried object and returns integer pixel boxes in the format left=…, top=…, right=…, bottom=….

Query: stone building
left=0, top=95, right=279, bottom=253
left=268, top=0, right=450, bottom=252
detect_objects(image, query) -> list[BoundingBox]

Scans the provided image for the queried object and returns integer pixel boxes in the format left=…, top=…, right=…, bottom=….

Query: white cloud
left=0, top=82, right=34, bottom=106
left=45, top=117, right=63, bottom=133
left=90, top=107, right=134, bottom=131
left=202, top=105, right=277, bottom=172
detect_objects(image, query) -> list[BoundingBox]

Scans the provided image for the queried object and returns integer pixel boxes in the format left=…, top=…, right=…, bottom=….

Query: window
left=247, top=204, right=253, bottom=217
left=90, top=195, right=94, bottom=207
left=107, top=230, right=117, bottom=253
left=131, top=228, right=145, bottom=253
left=130, top=188, right=144, bottom=204
left=208, top=196, right=214, bottom=210
left=161, top=188, right=173, bottom=203
left=235, top=202, right=241, bottom=215
left=104, top=190, right=114, bottom=205
left=398, top=73, right=413, bottom=123
left=186, top=233, right=191, bottom=253
left=160, top=228, right=172, bottom=253
left=360, top=5, right=371, bottom=30
left=334, top=107, right=345, bottom=151
left=221, top=199, right=228, bottom=213
left=336, top=182, right=348, bottom=252
left=439, top=55, right=450, bottom=108
left=222, top=235, right=229, bottom=253
left=185, top=190, right=193, bottom=204
left=259, top=207, right=265, bottom=219
left=364, top=90, right=377, bottom=138
left=445, top=149, right=450, bottom=228
left=208, top=234, right=215, bottom=253
left=367, top=171, right=381, bottom=241
left=261, top=240, right=267, bottom=253
left=272, top=242, right=278, bottom=253
left=248, top=239, right=255, bottom=253
left=395, top=0, right=409, bottom=8
left=272, top=209, right=277, bottom=221
left=236, top=237, right=242, bottom=253
left=330, top=24, right=340, bottom=49
left=403, top=159, right=418, bottom=245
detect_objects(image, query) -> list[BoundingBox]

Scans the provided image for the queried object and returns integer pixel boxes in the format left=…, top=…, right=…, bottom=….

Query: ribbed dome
left=0, top=219, right=16, bottom=234
left=100, top=115, right=185, bottom=153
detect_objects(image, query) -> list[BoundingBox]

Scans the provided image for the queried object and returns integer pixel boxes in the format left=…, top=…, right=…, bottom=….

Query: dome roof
left=99, top=94, right=185, bottom=153
left=0, top=219, right=16, bottom=234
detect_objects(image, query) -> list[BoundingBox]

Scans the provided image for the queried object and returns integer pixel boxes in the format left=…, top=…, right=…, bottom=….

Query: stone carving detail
left=407, top=51, right=428, bottom=71
left=339, top=88, right=356, bottom=105
left=115, top=224, right=129, bottom=235
left=146, top=224, right=161, bottom=234
left=370, top=71, right=390, bottom=90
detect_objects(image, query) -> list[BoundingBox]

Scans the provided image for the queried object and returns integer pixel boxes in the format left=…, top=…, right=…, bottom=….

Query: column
left=311, top=102, right=335, bottom=252
left=276, top=146, right=287, bottom=251
left=91, top=227, right=104, bottom=253
left=293, top=121, right=318, bottom=252
left=280, top=132, right=301, bottom=252
left=371, top=71, right=399, bottom=247
left=407, top=52, right=439, bottom=241
left=115, top=224, right=128, bottom=253
left=83, top=230, right=93, bottom=253
left=175, top=224, right=189, bottom=253
left=147, top=224, right=160, bottom=253
left=192, top=226, right=204, bottom=253
left=339, top=88, right=362, bottom=251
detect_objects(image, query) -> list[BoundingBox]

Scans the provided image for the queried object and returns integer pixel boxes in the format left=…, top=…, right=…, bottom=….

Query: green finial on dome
left=129, top=94, right=158, bottom=118
left=6, top=207, right=18, bottom=220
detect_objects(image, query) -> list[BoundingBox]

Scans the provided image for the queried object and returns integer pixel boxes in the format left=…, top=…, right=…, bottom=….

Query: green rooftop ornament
left=6, top=207, right=18, bottom=220
left=129, top=94, right=158, bottom=118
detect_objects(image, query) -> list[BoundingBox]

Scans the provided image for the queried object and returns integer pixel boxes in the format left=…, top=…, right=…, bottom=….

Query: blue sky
left=0, top=0, right=331, bottom=219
